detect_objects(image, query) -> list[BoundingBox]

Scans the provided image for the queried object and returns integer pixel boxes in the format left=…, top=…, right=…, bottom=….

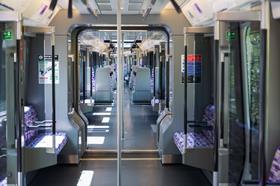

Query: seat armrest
left=28, top=121, right=53, bottom=128
left=187, top=121, right=207, bottom=124
left=34, top=120, right=52, bottom=124
left=188, top=124, right=213, bottom=130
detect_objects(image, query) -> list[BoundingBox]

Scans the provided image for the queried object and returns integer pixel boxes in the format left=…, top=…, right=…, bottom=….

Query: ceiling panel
left=72, top=0, right=169, bottom=14
left=98, top=4, right=112, bottom=11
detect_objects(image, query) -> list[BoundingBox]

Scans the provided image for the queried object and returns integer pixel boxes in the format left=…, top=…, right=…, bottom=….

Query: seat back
left=268, top=146, right=280, bottom=183
left=24, top=106, right=38, bottom=127
left=95, top=67, right=112, bottom=91
left=202, top=104, right=215, bottom=142
left=134, top=67, right=151, bottom=91
left=24, top=106, right=38, bottom=145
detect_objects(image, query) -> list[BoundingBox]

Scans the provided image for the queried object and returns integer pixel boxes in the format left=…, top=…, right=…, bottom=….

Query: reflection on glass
left=0, top=28, right=7, bottom=184
left=226, top=22, right=246, bottom=184
left=243, top=23, right=261, bottom=180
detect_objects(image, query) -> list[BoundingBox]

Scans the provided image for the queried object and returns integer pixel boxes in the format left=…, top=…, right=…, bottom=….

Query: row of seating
left=173, top=104, right=280, bottom=184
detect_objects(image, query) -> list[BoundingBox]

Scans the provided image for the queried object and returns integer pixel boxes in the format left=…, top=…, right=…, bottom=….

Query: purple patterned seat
left=24, top=106, right=38, bottom=145
left=0, top=176, right=6, bottom=186
left=174, top=132, right=185, bottom=154
left=0, top=155, right=6, bottom=186
left=173, top=131, right=214, bottom=154
left=174, top=104, right=215, bottom=153
left=268, top=146, right=280, bottom=184
left=27, top=132, right=68, bottom=154
left=24, top=106, right=67, bottom=154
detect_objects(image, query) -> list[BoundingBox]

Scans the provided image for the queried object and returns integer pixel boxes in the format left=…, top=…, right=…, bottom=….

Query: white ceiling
left=72, top=0, right=171, bottom=15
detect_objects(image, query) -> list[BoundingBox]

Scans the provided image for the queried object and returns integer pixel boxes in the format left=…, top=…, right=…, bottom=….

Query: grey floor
left=28, top=87, right=211, bottom=186
left=29, top=160, right=210, bottom=186
left=85, top=87, right=158, bottom=150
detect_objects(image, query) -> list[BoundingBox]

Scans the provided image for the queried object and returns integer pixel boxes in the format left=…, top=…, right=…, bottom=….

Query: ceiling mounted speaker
left=68, top=0, right=73, bottom=18
left=49, top=0, right=58, bottom=11
left=170, top=0, right=181, bottom=13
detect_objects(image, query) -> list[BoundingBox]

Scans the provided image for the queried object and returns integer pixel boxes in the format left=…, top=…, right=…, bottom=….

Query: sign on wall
left=3, top=31, right=13, bottom=40
left=187, top=54, right=202, bottom=83
left=181, top=55, right=185, bottom=83
left=38, top=55, right=59, bottom=84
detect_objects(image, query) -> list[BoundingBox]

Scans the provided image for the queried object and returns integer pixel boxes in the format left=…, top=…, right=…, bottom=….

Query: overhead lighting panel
left=81, top=0, right=100, bottom=16
left=142, top=0, right=157, bottom=18
left=170, top=0, right=182, bottom=13
left=68, top=0, right=73, bottom=18
left=49, top=0, right=58, bottom=11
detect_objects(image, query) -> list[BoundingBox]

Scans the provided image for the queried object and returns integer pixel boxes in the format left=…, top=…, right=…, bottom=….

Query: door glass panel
left=222, top=21, right=261, bottom=184
left=0, top=23, right=7, bottom=185
left=241, top=22, right=261, bottom=180
left=0, top=22, right=17, bottom=185
left=224, top=22, right=246, bottom=184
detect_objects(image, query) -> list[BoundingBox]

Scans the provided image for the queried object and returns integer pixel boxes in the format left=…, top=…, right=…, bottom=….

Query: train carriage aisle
left=1, top=0, right=280, bottom=186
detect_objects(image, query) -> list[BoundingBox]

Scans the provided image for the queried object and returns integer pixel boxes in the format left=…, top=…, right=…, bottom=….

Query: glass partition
left=241, top=22, right=261, bottom=181
left=220, top=21, right=261, bottom=184
left=0, top=22, right=8, bottom=186
left=0, top=22, right=18, bottom=185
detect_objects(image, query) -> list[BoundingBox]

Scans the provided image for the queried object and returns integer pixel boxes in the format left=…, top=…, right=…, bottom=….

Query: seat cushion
left=202, top=104, right=215, bottom=143
left=173, top=132, right=185, bottom=154
left=0, top=176, right=6, bottom=186
left=24, top=106, right=39, bottom=145
left=173, top=131, right=214, bottom=154
left=27, top=132, right=67, bottom=154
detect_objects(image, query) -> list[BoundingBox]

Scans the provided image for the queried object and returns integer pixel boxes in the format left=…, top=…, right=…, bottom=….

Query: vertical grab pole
left=183, top=30, right=188, bottom=135
left=213, top=20, right=220, bottom=186
left=117, top=0, right=123, bottom=185
left=259, top=1, right=268, bottom=185
left=51, top=28, right=56, bottom=136
left=122, top=32, right=125, bottom=139
left=16, top=13, right=23, bottom=186
left=90, top=52, right=93, bottom=104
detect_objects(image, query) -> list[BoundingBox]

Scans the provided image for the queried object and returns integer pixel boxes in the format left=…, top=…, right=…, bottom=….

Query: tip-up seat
left=268, top=146, right=280, bottom=184
left=0, top=176, right=6, bottom=186
left=173, top=105, right=216, bottom=170
left=24, top=106, right=67, bottom=154
left=173, top=131, right=214, bottom=154
left=243, top=146, right=280, bottom=185
left=173, top=104, right=215, bottom=154
left=27, top=132, right=67, bottom=155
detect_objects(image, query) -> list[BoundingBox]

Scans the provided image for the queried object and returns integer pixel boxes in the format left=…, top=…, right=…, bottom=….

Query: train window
left=242, top=22, right=261, bottom=180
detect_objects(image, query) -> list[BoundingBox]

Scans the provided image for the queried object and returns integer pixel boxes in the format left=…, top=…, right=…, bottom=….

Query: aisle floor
left=85, top=87, right=158, bottom=150
left=29, top=160, right=211, bottom=186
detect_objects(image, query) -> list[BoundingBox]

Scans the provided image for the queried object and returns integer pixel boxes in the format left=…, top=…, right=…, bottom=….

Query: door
left=220, top=21, right=262, bottom=185
left=0, top=21, right=21, bottom=185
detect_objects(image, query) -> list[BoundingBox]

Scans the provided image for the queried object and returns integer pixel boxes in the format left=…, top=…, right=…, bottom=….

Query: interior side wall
left=25, top=34, right=45, bottom=120
left=266, top=11, right=280, bottom=173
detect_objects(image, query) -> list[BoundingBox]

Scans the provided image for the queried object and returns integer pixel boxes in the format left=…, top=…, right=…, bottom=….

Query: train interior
left=1, top=0, right=280, bottom=185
